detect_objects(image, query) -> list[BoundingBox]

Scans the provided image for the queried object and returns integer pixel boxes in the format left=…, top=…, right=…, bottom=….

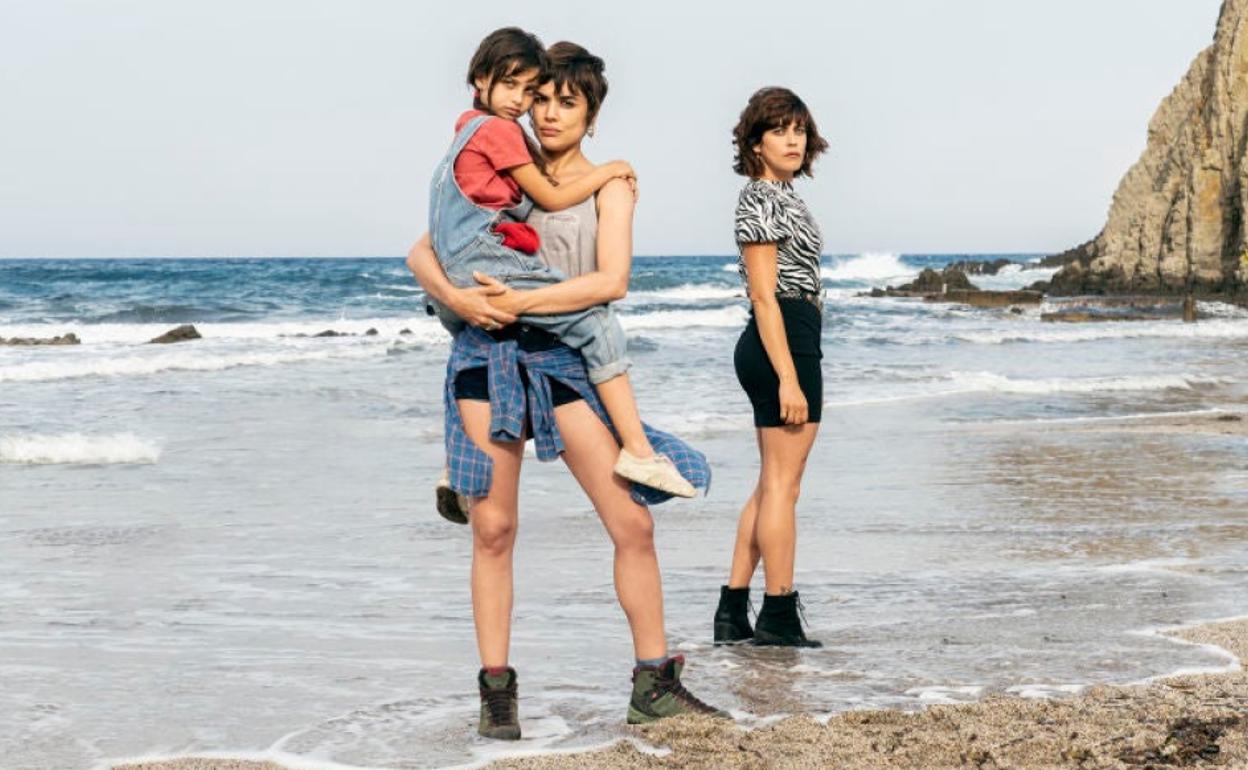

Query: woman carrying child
left=408, top=31, right=726, bottom=740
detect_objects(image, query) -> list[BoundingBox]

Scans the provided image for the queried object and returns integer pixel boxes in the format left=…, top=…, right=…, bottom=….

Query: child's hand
left=605, top=160, right=636, bottom=182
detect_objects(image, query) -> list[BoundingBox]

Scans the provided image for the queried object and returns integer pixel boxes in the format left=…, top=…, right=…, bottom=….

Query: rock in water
left=0, top=333, right=81, bottom=346
left=1048, top=0, right=1248, bottom=300
left=149, top=324, right=201, bottom=344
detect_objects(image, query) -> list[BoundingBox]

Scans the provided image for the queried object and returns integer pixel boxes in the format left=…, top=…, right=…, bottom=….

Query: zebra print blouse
left=734, top=179, right=823, bottom=296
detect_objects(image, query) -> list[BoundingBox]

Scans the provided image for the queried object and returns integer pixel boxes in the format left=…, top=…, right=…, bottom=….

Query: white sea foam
left=0, top=344, right=391, bottom=383
left=92, top=751, right=391, bottom=770
left=619, top=306, right=748, bottom=331
left=946, top=371, right=1224, bottom=395
left=0, top=433, right=160, bottom=465
left=903, top=685, right=984, bottom=704
left=1005, top=684, right=1086, bottom=699
left=953, top=318, right=1248, bottom=345
left=625, top=284, right=743, bottom=303
left=822, top=252, right=914, bottom=283
left=0, top=317, right=446, bottom=345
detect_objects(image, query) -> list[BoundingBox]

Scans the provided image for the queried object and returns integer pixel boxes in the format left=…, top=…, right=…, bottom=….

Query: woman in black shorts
left=713, top=87, right=828, bottom=648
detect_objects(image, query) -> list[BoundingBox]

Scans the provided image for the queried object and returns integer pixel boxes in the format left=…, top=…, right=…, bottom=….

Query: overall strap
left=447, top=113, right=495, bottom=159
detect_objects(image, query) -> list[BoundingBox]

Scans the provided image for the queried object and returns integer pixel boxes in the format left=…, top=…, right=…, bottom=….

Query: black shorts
left=733, top=297, right=823, bottom=428
left=452, top=324, right=582, bottom=407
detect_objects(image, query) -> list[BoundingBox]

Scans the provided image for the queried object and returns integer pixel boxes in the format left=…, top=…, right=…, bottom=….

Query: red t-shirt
left=452, top=110, right=532, bottom=210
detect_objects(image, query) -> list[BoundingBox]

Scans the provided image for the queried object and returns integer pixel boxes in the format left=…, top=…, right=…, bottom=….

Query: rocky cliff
left=1049, top=0, right=1248, bottom=300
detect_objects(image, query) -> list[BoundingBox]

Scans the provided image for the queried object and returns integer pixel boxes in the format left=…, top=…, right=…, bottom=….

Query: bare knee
left=612, top=510, right=655, bottom=552
left=759, top=475, right=801, bottom=504
left=473, top=508, right=517, bottom=557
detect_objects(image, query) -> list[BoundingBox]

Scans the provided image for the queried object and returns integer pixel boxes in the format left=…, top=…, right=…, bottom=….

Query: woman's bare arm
left=742, top=242, right=807, bottom=425
left=478, top=179, right=634, bottom=315
left=406, top=233, right=517, bottom=328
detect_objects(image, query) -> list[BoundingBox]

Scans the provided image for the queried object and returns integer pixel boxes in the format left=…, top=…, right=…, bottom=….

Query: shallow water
left=2, top=255, right=1247, bottom=770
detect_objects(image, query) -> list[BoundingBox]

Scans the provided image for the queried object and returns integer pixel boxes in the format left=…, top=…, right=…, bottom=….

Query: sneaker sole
left=436, top=486, right=469, bottom=525
left=626, top=704, right=659, bottom=725
left=612, top=465, right=697, bottom=498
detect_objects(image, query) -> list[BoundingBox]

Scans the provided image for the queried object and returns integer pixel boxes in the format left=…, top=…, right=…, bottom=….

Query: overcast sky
left=0, top=0, right=1226, bottom=258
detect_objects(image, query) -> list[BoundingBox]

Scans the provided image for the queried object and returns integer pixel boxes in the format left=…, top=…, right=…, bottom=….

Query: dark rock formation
left=0, top=333, right=81, bottom=346
left=946, top=257, right=1015, bottom=275
left=876, top=266, right=979, bottom=296
left=149, top=325, right=201, bottom=344
left=925, top=290, right=1044, bottom=308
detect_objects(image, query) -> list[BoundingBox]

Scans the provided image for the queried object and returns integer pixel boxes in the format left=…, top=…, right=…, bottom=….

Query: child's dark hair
left=467, top=27, right=549, bottom=111
left=732, top=87, right=829, bottom=178
left=546, top=42, right=608, bottom=127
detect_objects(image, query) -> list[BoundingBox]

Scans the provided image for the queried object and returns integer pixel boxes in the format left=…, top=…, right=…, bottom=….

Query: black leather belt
left=775, top=289, right=824, bottom=312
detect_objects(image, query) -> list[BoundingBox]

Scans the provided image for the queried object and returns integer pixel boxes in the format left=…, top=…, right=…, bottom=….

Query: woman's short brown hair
left=546, top=41, right=608, bottom=127
left=732, top=87, right=829, bottom=178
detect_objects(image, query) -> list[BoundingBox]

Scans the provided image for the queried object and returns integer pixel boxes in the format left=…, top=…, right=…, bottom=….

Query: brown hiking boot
left=477, top=667, right=520, bottom=740
left=627, top=656, right=730, bottom=724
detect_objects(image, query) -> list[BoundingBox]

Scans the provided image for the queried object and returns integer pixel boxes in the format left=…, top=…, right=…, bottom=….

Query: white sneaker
left=436, top=471, right=470, bottom=525
left=613, top=449, right=696, bottom=498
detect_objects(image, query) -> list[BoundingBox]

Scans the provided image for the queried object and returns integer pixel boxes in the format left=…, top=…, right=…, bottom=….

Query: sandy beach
left=110, top=616, right=1247, bottom=770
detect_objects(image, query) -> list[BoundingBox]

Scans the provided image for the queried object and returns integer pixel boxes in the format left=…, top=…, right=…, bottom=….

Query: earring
left=587, top=125, right=596, bottom=138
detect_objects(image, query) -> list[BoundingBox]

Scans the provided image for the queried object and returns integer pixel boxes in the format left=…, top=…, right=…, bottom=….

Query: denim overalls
left=427, top=114, right=630, bottom=384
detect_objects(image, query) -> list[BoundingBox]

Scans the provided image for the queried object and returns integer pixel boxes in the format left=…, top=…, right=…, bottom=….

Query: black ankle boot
left=753, top=591, right=822, bottom=648
left=713, top=585, right=754, bottom=645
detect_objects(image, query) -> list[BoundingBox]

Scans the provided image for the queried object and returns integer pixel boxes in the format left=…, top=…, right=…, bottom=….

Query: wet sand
left=112, top=618, right=1247, bottom=770
left=1061, top=410, right=1247, bottom=437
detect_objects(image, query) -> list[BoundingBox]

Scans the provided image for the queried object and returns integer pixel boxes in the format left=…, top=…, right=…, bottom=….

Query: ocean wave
left=0, top=345, right=391, bottom=383
left=0, top=318, right=447, bottom=345
left=953, top=318, right=1248, bottom=345
left=946, top=371, right=1225, bottom=395
left=618, top=306, right=748, bottom=331
left=0, top=433, right=160, bottom=465
left=822, top=253, right=914, bottom=284
left=624, top=284, right=742, bottom=304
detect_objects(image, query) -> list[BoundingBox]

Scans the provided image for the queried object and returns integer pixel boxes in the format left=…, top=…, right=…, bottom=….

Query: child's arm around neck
left=510, top=159, right=634, bottom=212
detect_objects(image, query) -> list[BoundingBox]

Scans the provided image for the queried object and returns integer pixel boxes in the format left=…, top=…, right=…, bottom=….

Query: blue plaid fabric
left=444, top=326, right=711, bottom=505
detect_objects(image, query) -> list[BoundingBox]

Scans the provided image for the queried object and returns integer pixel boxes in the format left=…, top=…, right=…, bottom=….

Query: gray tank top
left=529, top=195, right=598, bottom=278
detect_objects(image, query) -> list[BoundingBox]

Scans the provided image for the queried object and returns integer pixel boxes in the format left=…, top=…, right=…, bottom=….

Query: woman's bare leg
left=727, top=428, right=765, bottom=586
left=457, top=399, right=525, bottom=668
left=754, top=422, right=820, bottom=594
left=553, top=399, right=667, bottom=660
left=727, top=482, right=762, bottom=587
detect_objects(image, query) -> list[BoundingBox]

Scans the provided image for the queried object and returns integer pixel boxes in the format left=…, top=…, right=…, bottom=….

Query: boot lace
left=656, top=673, right=720, bottom=716
left=483, top=683, right=516, bottom=725
left=795, top=593, right=810, bottom=630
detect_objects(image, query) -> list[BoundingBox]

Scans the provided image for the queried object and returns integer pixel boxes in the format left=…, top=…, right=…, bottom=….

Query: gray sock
left=636, top=656, right=668, bottom=668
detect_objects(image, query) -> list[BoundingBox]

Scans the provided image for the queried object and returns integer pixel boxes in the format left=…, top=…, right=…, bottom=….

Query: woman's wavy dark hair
left=545, top=41, right=608, bottom=127
left=466, top=27, right=549, bottom=111
left=732, top=87, right=828, bottom=178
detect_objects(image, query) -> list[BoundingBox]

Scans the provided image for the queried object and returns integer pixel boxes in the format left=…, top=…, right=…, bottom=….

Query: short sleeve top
left=734, top=179, right=823, bottom=295
left=452, top=110, right=532, bottom=210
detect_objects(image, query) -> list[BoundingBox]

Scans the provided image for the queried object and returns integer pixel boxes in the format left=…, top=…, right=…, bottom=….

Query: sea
left=2, top=254, right=1247, bottom=770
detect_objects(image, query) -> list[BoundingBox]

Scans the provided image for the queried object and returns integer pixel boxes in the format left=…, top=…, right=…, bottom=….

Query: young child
left=430, top=27, right=695, bottom=516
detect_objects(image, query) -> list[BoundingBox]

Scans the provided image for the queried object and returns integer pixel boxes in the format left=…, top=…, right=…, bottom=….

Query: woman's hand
left=449, top=280, right=517, bottom=330
left=474, top=272, right=528, bottom=317
left=778, top=376, right=808, bottom=425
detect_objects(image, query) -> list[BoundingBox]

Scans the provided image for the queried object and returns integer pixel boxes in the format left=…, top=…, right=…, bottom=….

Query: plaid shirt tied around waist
left=443, top=326, right=711, bottom=505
